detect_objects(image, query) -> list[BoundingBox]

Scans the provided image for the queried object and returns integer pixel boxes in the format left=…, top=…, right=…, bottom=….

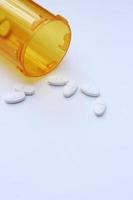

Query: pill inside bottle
left=0, top=0, right=71, bottom=77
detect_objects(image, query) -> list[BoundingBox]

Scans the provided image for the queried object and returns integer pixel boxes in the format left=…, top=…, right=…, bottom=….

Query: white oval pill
left=80, top=84, right=100, bottom=97
left=4, top=91, right=26, bottom=104
left=48, top=76, right=68, bottom=86
left=94, top=98, right=106, bottom=117
left=63, top=81, right=78, bottom=98
left=96, top=97, right=105, bottom=105
left=15, top=84, right=35, bottom=96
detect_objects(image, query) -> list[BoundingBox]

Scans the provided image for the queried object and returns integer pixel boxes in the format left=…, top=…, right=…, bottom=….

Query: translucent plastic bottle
left=0, top=0, right=71, bottom=77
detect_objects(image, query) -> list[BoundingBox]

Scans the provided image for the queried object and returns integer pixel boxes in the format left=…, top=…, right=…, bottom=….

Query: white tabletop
left=0, top=0, right=133, bottom=199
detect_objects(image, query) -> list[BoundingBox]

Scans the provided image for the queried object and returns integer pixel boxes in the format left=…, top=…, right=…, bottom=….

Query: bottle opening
left=23, top=20, right=71, bottom=77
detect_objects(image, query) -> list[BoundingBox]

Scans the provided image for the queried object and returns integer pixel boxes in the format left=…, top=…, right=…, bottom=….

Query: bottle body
left=0, top=0, right=71, bottom=77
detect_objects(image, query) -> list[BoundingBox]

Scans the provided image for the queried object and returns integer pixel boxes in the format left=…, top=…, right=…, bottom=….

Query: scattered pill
left=63, top=81, right=78, bottom=98
left=80, top=84, right=100, bottom=97
left=0, top=13, right=6, bottom=22
left=4, top=91, right=26, bottom=104
left=15, top=84, right=35, bottom=96
left=3, top=73, right=107, bottom=119
left=48, top=76, right=68, bottom=86
left=0, top=20, right=11, bottom=37
left=94, top=98, right=106, bottom=117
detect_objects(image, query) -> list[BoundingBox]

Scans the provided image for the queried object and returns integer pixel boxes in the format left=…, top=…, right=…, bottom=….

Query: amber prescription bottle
left=0, top=0, right=71, bottom=77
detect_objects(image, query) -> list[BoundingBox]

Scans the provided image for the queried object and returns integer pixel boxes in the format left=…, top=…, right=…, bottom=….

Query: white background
left=0, top=0, right=133, bottom=199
